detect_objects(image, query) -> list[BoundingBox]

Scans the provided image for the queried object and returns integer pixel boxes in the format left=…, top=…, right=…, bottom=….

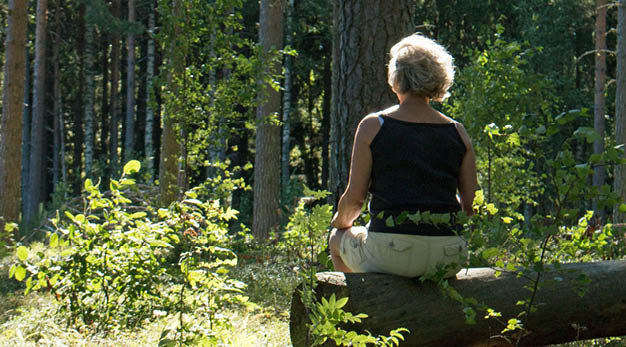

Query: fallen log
left=290, top=260, right=626, bottom=346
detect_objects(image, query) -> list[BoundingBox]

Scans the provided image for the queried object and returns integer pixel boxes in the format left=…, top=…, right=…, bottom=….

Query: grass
left=0, top=249, right=298, bottom=347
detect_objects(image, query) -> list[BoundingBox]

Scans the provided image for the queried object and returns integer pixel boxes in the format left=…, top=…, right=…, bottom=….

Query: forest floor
left=0, top=246, right=623, bottom=347
left=0, top=245, right=295, bottom=347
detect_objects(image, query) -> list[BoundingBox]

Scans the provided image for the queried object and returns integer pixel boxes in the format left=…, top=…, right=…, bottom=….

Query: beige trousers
left=339, top=226, right=467, bottom=278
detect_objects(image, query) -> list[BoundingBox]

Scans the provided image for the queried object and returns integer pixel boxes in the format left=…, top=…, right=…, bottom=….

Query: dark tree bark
left=72, top=4, right=85, bottom=196
left=253, top=0, right=285, bottom=240
left=124, top=0, right=136, bottom=162
left=290, top=261, right=626, bottom=347
left=329, top=0, right=414, bottom=205
left=615, top=0, right=626, bottom=222
left=0, top=0, right=28, bottom=233
left=110, top=0, right=121, bottom=175
left=52, top=0, right=62, bottom=188
left=321, top=58, right=331, bottom=191
left=25, top=0, right=49, bottom=225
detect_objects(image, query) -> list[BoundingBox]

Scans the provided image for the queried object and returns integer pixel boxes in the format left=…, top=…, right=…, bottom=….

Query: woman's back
left=369, top=114, right=466, bottom=213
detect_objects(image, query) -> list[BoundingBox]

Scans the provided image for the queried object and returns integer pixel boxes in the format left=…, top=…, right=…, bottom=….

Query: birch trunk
left=72, top=5, right=85, bottom=196
left=593, top=0, right=607, bottom=218
left=253, top=0, right=285, bottom=240
left=125, top=0, right=136, bottom=162
left=329, top=0, right=414, bottom=205
left=26, top=0, right=49, bottom=225
left=614, top=0, right=626, bottom=222
left=145, top=0, right=156, bottom=183
left=281, top=0, right=295, bottom=198
left=0, top=0, right=28, bottom=232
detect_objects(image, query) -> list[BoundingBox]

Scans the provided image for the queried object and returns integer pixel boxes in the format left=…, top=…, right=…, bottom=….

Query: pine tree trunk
left=329, top=0, right=414, bottom=205
left=110, top=0, right=121, bottom=174
left=0, top=0, right=28, bottom=233
left=281, top=0, right=295, bottom=198
left=84, top=10, right=95, bottom=178
left=125, top=0, right=136, bottom=163
left=593, top=0, right=607, bottom=219
left=321, top=58, right=331, bottom=191
left=21, top=49, right=31, bottom=220
left=145, top=0, right=156, bottom=183
left=614, top=0, right=626, bottom=222
left=253, top=0, right=285, bottom=240
left=159, top=0, right=185, bottom=206
left=26, top=0, right=49, bottom=225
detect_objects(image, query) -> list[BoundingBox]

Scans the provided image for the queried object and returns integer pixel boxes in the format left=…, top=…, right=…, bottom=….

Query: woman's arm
left=331, top=115, right=380, bottom=229
left=455, top=123, right=479, bottom=216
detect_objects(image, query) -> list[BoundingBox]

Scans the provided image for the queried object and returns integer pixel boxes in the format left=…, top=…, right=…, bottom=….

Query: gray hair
left=387, top=34, right=455, bottom=102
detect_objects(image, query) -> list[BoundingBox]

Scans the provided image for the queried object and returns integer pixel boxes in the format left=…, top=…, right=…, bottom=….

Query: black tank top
left=368, top=114, right=466, bottom=236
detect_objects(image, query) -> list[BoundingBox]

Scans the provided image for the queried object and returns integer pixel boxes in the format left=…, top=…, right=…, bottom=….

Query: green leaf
left=336, top=297, right=349, bottom=309
left=123, top=160, right=141, bottom=175
left=50, top=233, right=59, bottom=248
left=619, top=204, right=626, bottom=213
left=14, top=265, right=26, bottom=281
left=16, top=246, right=29, bottom=261
left=385, top=216, right=395, bottom=227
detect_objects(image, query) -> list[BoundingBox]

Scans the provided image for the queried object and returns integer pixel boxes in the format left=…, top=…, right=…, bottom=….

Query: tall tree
left=0, top=0, right=28, bottom=232
left=110, top=0, right=121, bottom=175
left=159, top=0, right=185, bottom=205
left=25, top=0, right=49, bottom=225
left=84, top=4, right=95, bottom=177
left=253, top=0, right=285, bottom=240
left=593, top=0, right=607, bottom=218
left=615, top=0, right=626, bottom=222
left=52, top=0, right=63, bottom=188
left=281, top=0, right=295, bottom=199
left=145, top=0, right=156, bottom=182
left=125, top=0, right=136, bottom=162
left=329, top=0, right=414, bottom=204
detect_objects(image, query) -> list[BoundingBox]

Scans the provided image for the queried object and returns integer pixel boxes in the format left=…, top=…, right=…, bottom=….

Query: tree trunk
left=253, top=0, right=285, bottom=240
left=21, top=49, right=31, bottom=218
left=125, top=0, right=136, bottom=163
left=159, top=0, right=185, bottom=206
left=72, top=4, right=85, bottom=196
left=26, top=0, right=49, bottom=226
left=84, top=8, right=95, bottom=178
left=329, top=0, right=414, bottom=205
left=52, top=2, right=62, bottom=188
left=100, top=31, right=110, bottom=173
left=593, top=0, right=607, bottom=219
left=0, top=0, right=28, bottom=233
left=110, top=0, right=121, bottom=175
left=290, top=261, right=626, bottom=347
left=145, top=0, right=156, bottom=183
left=281, top=0, right=295, bottom=199
left=321, top=58, right=331, bottom=191
left=614, top=0, right=626, bottom=222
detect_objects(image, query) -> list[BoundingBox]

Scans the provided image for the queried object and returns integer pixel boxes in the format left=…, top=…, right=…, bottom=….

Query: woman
left=328, top=34, right=478, bottom=278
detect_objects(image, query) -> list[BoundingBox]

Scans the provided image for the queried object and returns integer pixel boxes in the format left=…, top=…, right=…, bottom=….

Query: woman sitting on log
left=329, top=34, right=478, bottom=278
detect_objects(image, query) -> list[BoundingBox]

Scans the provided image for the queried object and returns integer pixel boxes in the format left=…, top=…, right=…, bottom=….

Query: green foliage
left=10, top=161, right=250, bottom=345
left=157, top=189, right=253, bottom=346
left=280, top=186, right=333, bottom=264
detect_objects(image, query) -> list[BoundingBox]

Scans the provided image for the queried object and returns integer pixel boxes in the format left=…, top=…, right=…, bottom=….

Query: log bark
left=290, top=261, right=626, bottom=347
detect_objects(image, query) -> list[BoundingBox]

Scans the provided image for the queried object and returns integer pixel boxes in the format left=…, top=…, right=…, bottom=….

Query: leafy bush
left=10, top=161, right=250, bottom=345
